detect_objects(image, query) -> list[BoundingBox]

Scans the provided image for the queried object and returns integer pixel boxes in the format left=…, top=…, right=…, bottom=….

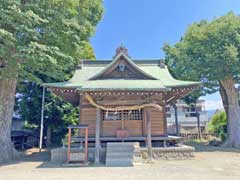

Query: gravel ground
left=0, top=144, right=240, bottom=180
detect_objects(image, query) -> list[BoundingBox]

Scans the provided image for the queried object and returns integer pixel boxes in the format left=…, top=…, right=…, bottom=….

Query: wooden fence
left=180, top=133, right=216, bottom=141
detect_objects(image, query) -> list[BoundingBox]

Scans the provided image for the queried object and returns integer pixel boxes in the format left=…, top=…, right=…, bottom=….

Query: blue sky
left=91, top=0, right=240, bottom=110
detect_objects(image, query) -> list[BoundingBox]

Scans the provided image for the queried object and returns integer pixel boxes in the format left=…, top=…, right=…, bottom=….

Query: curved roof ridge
left=88, top=52, right=158, bottom=80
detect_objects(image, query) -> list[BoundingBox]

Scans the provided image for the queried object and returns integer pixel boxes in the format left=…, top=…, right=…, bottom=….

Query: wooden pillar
left=67, top=127, right=71, bottom=163
left=78, top=96, right=82, bottom=138
left=146, top=110, right=153, bottom=161
left=162, top=100, right=168, bottom=136
left=121, top=110, right=124, bottom=129
left=173, top=103, right=179, bottom=136
left=95, top=108, right=101, bottom=164
left=78, top=95, right=81, bottom=124
left=196, top=110, right=201, bottom=139
left=84, top=127, right=88, bottom=163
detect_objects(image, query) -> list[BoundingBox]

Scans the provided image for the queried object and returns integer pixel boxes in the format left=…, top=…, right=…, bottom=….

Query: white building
left=166, top=100, right=208, bottom=134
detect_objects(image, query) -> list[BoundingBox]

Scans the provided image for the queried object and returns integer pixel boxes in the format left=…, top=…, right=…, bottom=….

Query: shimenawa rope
left=85, top=93, right=162, bottom=111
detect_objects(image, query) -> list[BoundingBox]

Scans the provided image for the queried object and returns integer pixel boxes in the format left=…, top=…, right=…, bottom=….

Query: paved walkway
left=0, top=147, right=240, bottom=180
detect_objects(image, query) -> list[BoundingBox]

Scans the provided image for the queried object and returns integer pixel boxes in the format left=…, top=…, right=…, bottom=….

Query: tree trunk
left=0, top=78, right=18, bottom=163
left=220, top=77, right=240, bottom=147
left=219, top=81, right=229, bottom=123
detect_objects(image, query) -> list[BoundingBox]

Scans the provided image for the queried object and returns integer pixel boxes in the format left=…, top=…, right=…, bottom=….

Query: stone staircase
left=106, top=142, right=143, bottom=166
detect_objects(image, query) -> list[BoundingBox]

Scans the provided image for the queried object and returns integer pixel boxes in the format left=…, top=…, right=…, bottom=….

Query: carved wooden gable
left=90, top=54, right=156, bottom=80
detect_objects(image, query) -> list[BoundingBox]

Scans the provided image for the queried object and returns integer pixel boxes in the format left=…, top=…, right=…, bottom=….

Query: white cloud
left=204, top=100, right=224, bottom=110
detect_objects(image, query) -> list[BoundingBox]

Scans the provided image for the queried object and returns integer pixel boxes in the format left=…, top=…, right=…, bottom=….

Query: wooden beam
left=142, top=109, right=146, bottom=136
left=84, top=127, right=88, bottom=163
left=84, top=91, right=164, bottom=97
left=79, top=95, right=82, bottom=124
left=146, top=110, right=153, bottom=161
left=121, top=110, right=124, bottom=129
left=172, top=103, right=179, bottom=136
left=95, top=108, right=101, bottom=164
left=167, top=89, right=193, bottom=105
left=162, top=101, right=168, bottom=137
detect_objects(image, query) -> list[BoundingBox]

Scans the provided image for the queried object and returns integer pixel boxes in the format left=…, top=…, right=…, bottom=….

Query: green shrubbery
left=207, top=111, right=227, bottom=141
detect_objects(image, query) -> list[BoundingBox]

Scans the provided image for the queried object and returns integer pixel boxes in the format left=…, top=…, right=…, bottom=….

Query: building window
left=185, top=107, right=196, bottom=112
left=185, top=112, right=197, bottom=117
left=184, top=106, right=202, bottom=112
left=123, top=110, right=143, bottom=120
left=166, top=107, right=171, bottom=112
left=102, top=110, right=143, bottom=121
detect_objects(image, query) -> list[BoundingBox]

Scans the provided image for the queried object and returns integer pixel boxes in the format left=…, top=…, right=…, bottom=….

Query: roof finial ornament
left=114, top=45, right=130, bottom=58
left=159, top=60, right=165, bottom=68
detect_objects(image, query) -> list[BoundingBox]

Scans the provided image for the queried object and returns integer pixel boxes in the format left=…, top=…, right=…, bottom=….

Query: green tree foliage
left=207, top=111, right=227, bottom=141
left=1, top=0, right=103, bottom=81
left=0, top=0, right=103, bottom=162
left=163, top=12, right=240, bottom=147
left=16, top=82, right=79, bottom=145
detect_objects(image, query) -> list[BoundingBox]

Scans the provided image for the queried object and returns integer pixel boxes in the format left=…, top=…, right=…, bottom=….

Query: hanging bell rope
left=84, top=93, right=162, bottom=111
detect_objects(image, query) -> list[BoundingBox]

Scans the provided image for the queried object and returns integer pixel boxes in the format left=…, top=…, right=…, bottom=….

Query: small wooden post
left=196, top=110, right=201, bottom=139
left=146, top=110, right=153, bottom=161
left=78, top=95, right=81, bottom=123
left=84, top=127, right=88, bottom=163
left=95, top=108, right=101, bottom=164
left=121, top=110, right=124, bottom=129
left=163, top=140, right=167, bottom=147
left=67, top=127, right=71, bottom=163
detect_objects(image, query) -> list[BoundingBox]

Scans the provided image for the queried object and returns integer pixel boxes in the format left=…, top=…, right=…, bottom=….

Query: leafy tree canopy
left=0, top=0, right=103, bottom=155
left=207, top=111, right=227, bottom=141
left=163, top=12, right=240, bottom=147
left=16, top=82, right=79, bottom=145
left=0, top=0, right=103, bottom=82
left=163, top=12, right=240, bottom=95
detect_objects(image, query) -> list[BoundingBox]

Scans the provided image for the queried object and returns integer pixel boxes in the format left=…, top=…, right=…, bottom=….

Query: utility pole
left=39, top=86, right=45, bottom=152
left=172, top=103, right=179, bottom=136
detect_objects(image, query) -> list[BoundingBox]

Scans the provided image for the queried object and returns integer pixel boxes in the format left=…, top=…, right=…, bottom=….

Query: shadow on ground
left=0, top=148, right=50, bottom=167
left=1, top=142, right=240, bottom=168
left=185, top=141, right=240, bottom=152
left=37, top=161, right=107, bottom=169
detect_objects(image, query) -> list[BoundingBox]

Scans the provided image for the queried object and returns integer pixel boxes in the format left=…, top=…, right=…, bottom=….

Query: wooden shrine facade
left=44, top=46, right=200, bottom=162
left=50, top=87, right=197, bottom=139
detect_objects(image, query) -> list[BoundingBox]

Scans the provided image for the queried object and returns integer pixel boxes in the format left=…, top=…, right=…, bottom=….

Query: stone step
left=106, top=150, right=134, bottom=153
left=107, top=143, right=140, bottom=146
left=106, top=162, right=133, bottom=167
left=106, top=151, right=134, bottom=155
left=107, top=158, right=134, bottom=162
left=106, top=142, right=143, bottom=167
left=107, top=153, right=141, bottom=157
left=107, top=146, right=135, bottom=150
left=106, top=148, right=135, bottom=153
left=106, top=155, right=133, bottom=160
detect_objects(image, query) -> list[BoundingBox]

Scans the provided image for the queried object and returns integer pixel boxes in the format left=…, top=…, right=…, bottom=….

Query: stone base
left=50, top=145, right=194, bottom=164
left=141, top=145, right=195, bottom=160
left=50, top=147, right=106, bottom=164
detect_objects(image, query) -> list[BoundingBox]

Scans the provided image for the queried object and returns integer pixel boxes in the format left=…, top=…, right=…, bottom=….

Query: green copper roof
left=43, top=53, right=200, bottom=91
left=89, top=53, right=157, bottom=80
left=78, top=80, right=168, bottom=91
